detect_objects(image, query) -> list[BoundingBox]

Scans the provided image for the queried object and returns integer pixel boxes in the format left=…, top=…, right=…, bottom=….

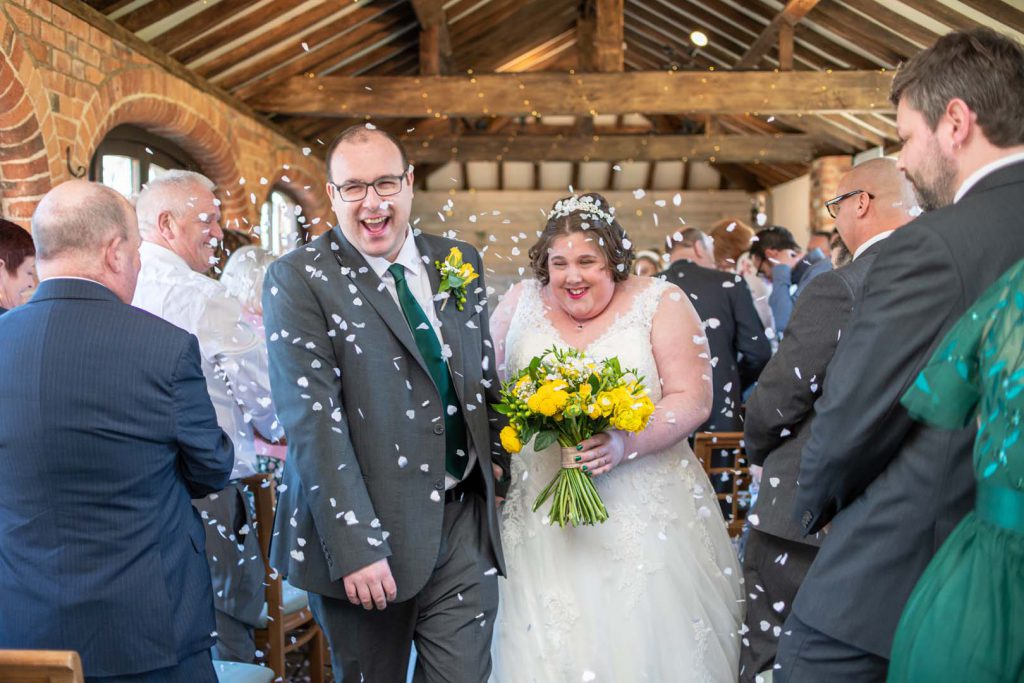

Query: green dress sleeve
left=900, top=261, right=1024, bottom=430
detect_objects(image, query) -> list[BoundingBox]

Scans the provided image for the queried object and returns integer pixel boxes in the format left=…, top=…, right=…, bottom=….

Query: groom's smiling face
left=327, top=133, right=414, bottom=262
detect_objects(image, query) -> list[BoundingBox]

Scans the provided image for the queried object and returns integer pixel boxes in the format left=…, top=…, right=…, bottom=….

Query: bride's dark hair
left=528, top=192, right=634, bottom=285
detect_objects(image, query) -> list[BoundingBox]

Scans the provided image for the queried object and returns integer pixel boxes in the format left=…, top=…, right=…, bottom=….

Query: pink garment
left=243, top=311, right=287, bottom=461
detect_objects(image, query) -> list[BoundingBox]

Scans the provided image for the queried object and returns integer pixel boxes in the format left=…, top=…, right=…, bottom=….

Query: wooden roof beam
left=400, top=133, right=819, bottom=163
left=411, top=0, right=453, bottom=76
left=118, top=0, right=192, bottom=34
left=735, top=0, right=820, bottom=69
left=578, top=0, right=624, bottom=72
left=248, top=70, right=895, bottom=118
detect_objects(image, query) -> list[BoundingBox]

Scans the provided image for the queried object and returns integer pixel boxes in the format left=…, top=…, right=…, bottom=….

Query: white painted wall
left=770, top=173, right=811, bottom=245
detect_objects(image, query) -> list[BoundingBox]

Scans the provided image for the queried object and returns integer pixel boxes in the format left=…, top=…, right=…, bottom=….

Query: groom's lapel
left=417, top=233, right=469, bottom=404
left=327, top=228, right=431, bottom=379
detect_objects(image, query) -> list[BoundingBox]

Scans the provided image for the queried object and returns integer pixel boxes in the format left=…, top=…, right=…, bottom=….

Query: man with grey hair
left=0, top=180, right=233, bottom=681
left=133, top=170, right=281, bottom=663
left=777, top=28, right=1024, bottom=682
left=659, top=227, right=770, bottom=433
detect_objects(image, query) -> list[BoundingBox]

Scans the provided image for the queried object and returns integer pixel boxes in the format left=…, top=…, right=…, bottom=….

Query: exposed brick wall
left=809, top=155, right=852, bottom=233
left=0, top=0, right=330, bottom=235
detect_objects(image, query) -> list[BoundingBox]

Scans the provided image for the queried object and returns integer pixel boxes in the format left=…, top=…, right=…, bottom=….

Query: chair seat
left=213, top=660, right=275, bottom=683
left=257, top=579, right=309, bottom=627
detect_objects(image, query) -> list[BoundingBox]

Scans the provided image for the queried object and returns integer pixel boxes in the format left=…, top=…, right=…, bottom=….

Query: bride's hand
left=576, top=431, right=626, bottom=477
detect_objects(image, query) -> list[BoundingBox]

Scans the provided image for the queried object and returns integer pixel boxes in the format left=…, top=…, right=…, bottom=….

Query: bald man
left=739, top=159, right=917, bottom=682
left=0, top=181, right=233, bottom=682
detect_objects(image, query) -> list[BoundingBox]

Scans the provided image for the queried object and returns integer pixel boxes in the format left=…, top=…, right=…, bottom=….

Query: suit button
left=434, top=480, right=445, bottom=490
left=433, top=424, right=444, bottom=435
left=801, top=511, right=813, bottom=528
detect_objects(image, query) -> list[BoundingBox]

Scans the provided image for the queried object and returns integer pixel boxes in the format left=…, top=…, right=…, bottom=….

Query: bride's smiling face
left=546, top=232, right=616, bottom=322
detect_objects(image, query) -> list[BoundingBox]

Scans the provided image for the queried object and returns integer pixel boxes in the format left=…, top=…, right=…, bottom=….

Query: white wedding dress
left=491, top=278, right=743, bottom=683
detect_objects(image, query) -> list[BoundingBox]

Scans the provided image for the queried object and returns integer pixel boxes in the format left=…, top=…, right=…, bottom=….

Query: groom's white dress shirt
left=360, top=228, right=478, bottom=489
left=133, top=241, right=281, bottom=479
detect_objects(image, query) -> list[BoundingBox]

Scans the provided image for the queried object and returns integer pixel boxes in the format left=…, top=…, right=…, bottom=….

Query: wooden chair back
left=692, top=432, right=751, bottom=538
left=241, top=474, right=325, bottom=683
left=0, top=650, right=84, bottom=683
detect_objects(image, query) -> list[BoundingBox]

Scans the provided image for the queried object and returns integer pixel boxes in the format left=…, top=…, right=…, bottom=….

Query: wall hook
left=66, top=146, right=86, bottom=178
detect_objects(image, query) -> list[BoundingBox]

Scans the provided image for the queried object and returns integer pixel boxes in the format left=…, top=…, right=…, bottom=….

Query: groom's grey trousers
left=308, top=482, right=499, bottom=683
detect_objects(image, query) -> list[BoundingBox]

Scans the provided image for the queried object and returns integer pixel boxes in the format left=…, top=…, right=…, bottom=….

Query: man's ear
left=104, top=235, right=126, bottom=274
left=945, top=97, right=973, bottom=151
left=156, top=209, right=177, bottom=241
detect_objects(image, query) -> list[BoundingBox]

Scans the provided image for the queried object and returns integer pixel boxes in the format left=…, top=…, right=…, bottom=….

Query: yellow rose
left=448, top=247, right=463, bottom=266
left=578, top=384, right=593, bottom=399
left=596, top=392, right=617, bottom=417
left=612, top=408, right=643, bottom=432
left=458, top=263, right=478, bottom=283
left=500, top=425, right=522, bottom=453
left=526, top=382, right=570, bottom=417
left=585, top=403, right=603, bottom=419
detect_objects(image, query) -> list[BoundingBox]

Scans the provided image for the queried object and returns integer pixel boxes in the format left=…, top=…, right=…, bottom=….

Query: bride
left=489, top=193, right=743, bottom=682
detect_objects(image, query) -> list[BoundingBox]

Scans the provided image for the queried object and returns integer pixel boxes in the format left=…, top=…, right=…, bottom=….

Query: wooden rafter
left=578, top=0, right=624, bottom=72
left=152, top=0, right=260, bottom=55
left=400, top=133, right=819, bottom=163
left=411, top=0, right=453, bottom=75
left=222, top=4, right=414, bottom=94
left=118, top=0, right=191, bottom=33
left=191, top=0, right=378, bottom=79
left=247, top=70, right=895, bottom=118
left=735, top=0, right=820, bottom=69
left=959, top=0, right=1024, bottom=34
left=173, top=0, right=308, bottom=65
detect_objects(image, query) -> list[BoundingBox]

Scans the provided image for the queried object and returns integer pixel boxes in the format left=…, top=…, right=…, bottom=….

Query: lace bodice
left=504, top=278, right=669, bottom=403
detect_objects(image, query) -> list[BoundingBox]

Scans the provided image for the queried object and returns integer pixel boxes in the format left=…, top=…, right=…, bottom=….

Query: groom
left=263, top=125, right=508, bottom=682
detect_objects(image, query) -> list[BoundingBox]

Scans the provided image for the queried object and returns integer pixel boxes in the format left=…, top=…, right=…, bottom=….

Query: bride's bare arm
left=581, top=285, right=712, bottom=476
left=489, top=282, right=524, bottom=383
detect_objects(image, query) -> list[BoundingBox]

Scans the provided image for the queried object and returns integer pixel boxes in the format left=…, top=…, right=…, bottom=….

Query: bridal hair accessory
left=547, top=195, right=616, bottom=227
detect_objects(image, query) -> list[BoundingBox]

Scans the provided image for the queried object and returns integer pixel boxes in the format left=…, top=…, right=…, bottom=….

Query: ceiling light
left=690, top=31, right=709, bottom=47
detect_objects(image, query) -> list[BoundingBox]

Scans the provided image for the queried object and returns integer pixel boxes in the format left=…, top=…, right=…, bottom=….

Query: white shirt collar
left=853, top=230, right=894, bottom=261
left=360, top=228, right=423, bottom=280
left=954, top=151, right=1024, bottom=203
left=139, top=240, right=193, bottom=272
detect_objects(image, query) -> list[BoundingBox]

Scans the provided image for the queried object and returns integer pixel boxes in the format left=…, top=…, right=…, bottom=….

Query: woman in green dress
left=888, top=259, right=1024, bottom=682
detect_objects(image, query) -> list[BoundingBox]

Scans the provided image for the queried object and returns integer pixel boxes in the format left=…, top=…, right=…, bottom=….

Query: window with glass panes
left=89, top=125, right=199, bottom=198
left=259, top=189, right=304, bottom=256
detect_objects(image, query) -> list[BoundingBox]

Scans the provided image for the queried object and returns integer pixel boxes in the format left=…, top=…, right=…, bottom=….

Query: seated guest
left=660, top=227, right=770, bottom=432
left=221, top=245, right=286, bottom=472
left=749, top=225, right=831, bottom=337
left=710, top=218, right=775, bottom=340
left=739, top=158, right=916, bottom=682
left=805, top=230, right=832, bottom=256
left=133, top=171, right=282, bottom=663
left=0, top=218, right=36, bottom=314
left=632, top=249, right=663, bottom=276
left=0, top=180, right=234, bottom=681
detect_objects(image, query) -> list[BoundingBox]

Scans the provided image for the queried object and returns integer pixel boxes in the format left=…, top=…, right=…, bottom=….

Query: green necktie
left=388, top=263, right=468, bottom=479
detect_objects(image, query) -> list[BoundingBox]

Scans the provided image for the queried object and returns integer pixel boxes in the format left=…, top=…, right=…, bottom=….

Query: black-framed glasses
left=330, top=173, right=407, bottom=202
left=825, top=189, right=874, bottom=219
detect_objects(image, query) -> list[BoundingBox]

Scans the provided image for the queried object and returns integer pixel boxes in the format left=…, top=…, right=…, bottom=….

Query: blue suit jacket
left=0, top=278, right=234, bottom=677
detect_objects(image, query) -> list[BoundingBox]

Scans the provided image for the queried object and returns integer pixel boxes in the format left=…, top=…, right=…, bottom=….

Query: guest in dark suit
left=0, top=181, right=234, bottom=682
left=0, top=217, right=36, bottom=315
left=750, top=225, right=831, bottom=337
left=263, top=125, right=508, bottom=682
left=660, top=228, right=770, bottom=432
left=739, top=158, right=918, bottom=682
left=776, top=29, right=1024, bottom=682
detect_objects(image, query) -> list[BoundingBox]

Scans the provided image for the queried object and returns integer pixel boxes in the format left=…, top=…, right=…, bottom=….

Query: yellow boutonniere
left=435, top=247, right=479, bottom=311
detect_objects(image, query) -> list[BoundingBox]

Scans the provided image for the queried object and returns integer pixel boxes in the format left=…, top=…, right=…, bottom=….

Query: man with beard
left=775, top=28, right=1024, bottom=682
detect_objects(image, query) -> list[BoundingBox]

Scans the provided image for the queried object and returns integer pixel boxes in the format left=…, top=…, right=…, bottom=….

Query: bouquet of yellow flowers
left=494, top=346, right=656, bottom=527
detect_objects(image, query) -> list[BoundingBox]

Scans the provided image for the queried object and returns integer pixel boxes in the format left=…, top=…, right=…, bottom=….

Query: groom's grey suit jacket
left=744, top=240, right=884, bottom=546
left=262, top=228, right=508, bottom=602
